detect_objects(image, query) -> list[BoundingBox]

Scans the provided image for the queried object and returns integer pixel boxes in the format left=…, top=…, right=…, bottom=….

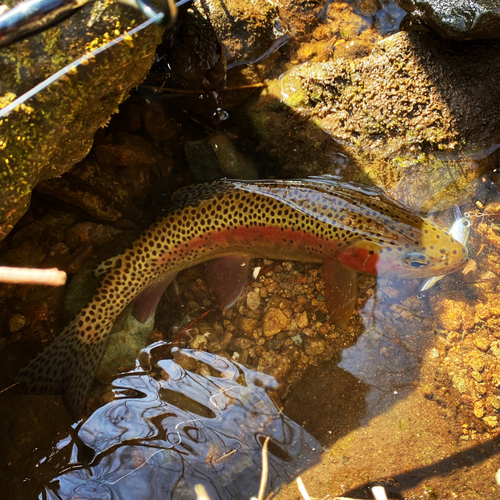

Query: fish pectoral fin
left=322, top=257, right=358, bottom=327
left=204, top=255, right=251, bottom=310
left=131, top=273, right=178, bottom=323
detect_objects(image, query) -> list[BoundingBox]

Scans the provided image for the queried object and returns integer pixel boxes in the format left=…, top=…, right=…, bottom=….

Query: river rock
left=245, top=30, right=500, bottom=211
left=0, top=1, right=163, bottom=240
left=184, top=132, right=259, bottom=181
left=396, top=0, right=500, bottom=39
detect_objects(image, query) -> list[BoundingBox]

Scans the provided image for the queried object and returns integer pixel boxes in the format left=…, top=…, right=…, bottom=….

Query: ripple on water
left=42, top=348, right=320, bottom=500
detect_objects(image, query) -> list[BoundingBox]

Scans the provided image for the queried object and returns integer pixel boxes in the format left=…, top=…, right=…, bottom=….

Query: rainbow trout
left=18, top=176, right=468, bottom=416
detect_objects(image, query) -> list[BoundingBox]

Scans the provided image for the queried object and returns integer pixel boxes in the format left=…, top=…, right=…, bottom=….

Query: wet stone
left=266, top=335, right=286, bottom=351
left=295, top=311, right=309, bottom=329
left=395, top=0, right=500, bottom=40
left=474, top=337, right=490, bottom=352
left=429, top=290, right=476, bottom=331
left=190, top=335, right=208, bottom=350
left=263, top=308, right=289, bottom=337
left=246, top=291, right=261, bottom=311
left=490, top=342, right=500, bottom=358
left=468, top=356, right=485, bottom=372
left=303, top=338, right=328, bottom=357
left=94, top=133, right=156, bottom=168
left=452, top=375, right=468, bottom=394
left=483, top=416, right=498, bottom=428
left=240, top=317, right=259, bottom=335
left=8, top=314, right=25, bottom=333
left=474, top=400, right=486, bottom=418
left=488, top=395, right=500, bottom=410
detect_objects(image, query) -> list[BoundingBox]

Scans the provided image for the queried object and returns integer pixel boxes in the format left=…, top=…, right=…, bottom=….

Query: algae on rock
left=245, top=30, right=500, bottom=211
left=0, top=0, right=163, bottom=240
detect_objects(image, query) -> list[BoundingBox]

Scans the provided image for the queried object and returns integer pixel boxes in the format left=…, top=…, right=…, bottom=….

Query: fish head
left=337, top=217, right=468, bottom=279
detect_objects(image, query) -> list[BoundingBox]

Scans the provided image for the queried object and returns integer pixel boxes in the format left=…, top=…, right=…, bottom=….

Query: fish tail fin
left=17, top=312, right=114, bottom=418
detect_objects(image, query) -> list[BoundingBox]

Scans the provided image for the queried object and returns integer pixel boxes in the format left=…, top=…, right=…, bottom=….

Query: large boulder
left=396, top=0, right=500, bottom=39
left=245, top=30, right=500, bottom=211
left=0, top=1, right=162, bottom=240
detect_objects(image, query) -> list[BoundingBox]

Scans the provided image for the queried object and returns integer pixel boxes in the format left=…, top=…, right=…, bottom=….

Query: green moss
left=0, top=2, right=163, bottom=239
left=284, top=88, right=309, bottom=108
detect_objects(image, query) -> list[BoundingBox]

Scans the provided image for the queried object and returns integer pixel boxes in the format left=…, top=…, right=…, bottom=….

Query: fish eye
left=403, top=252, right=430, bottom=268
left=462, top=219, right=471, bottom=227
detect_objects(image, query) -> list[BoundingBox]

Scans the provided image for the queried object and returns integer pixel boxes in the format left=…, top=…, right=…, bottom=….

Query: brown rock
left=263, top=307, right=289, bottom=337
left=429, top=290, right=476, bottom=331
left=94, top=133, right=156, bottom=167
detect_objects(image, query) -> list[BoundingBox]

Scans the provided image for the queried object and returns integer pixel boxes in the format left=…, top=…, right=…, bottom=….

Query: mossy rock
left=245, top=30, right=500, bottom=211
left=0, top=0, right=163, bottom=240
left=396, top=0, right=500, bottom=40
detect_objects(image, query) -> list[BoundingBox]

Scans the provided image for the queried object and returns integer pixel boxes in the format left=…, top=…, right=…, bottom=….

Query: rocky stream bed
left=1, top=0, right=500, bottom=499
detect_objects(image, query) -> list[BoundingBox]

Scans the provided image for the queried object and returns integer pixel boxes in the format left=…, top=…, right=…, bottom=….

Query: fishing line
left=104, top=447, right=165, bottom=485
left=0, top=0, right=191, bottom=118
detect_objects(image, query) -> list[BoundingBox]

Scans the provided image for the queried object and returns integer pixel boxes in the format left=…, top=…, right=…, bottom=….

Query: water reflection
left=42, top=349, right=320, bottom=500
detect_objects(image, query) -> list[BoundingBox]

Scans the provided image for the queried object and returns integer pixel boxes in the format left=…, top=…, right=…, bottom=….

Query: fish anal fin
left=131, top=273, right=178, bottom=323
left=205, top=256, right=251, bottom=310
left=322, top=257, right=358, bottom=327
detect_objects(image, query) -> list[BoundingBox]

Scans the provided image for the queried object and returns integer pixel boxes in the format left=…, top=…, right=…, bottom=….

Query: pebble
left=474, top=400, right=486, bottom=418
left=474, top=337, right=490, bottom=352
left=303, top=338, right=327, bottom=357
left=246, top=290, right=261, bottom=311
left=240, top=317, right=259, bottom=335
left=9, top=314, right=26, bottom=333
left=429, top=291, right=476, bottom=331
left=483, top=416, right=498, bottom=428
left=263, top=308, right=289, bottom=337
left=190, top=334, right=208, bottom=350
left=468, top=356, right=485, bottom=372
left=296, top=311, right=309, bottom=329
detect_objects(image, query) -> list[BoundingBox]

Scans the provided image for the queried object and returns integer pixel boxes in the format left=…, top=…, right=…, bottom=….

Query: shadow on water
left=343, top=436, right=500, bottom=499
left=40, top=348, right=321, bottom=500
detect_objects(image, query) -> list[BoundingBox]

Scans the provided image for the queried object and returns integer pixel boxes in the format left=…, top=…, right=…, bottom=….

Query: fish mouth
left=400, top=257, right=468, bottom=279
left=376, top=254, right=468, bottom=279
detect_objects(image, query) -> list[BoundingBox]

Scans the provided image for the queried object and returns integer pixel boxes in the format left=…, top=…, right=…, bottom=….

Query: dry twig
left=0, top=266, right=66, bottom=286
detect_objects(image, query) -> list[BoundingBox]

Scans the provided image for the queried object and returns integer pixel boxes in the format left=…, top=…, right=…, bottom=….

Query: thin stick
left=257, top=437, right=270, bottom=500
left=296, top=477, right=311, bottom=500
left=0, top=381, right=19, bottom=394
left=140, top=82, right=267, bottom=95
left=0, top=266, right=66, bottom=286
left=194, top=484, right=211, bottom=500
left=372, top=486, right=388, bottom=500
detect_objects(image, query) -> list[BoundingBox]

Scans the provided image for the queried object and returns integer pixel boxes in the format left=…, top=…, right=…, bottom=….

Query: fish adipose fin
left=322, top=257, right=358, bottom=327
left=204, top=256, right=251, bottom=310
left=131, top=274, right=178, bottom=323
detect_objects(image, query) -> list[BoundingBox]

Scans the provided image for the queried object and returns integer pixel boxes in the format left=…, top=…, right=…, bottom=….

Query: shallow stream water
left=1, top=1, right=500, bottom=499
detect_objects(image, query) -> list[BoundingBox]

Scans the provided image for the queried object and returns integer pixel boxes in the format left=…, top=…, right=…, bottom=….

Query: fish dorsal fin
left=322, top=257, right=358, bottom=327
left=131, top=273, right=178, bottom=323
left=205, top=256, right=251, bottom=310
left=170, top=182, right=233, bottom=206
